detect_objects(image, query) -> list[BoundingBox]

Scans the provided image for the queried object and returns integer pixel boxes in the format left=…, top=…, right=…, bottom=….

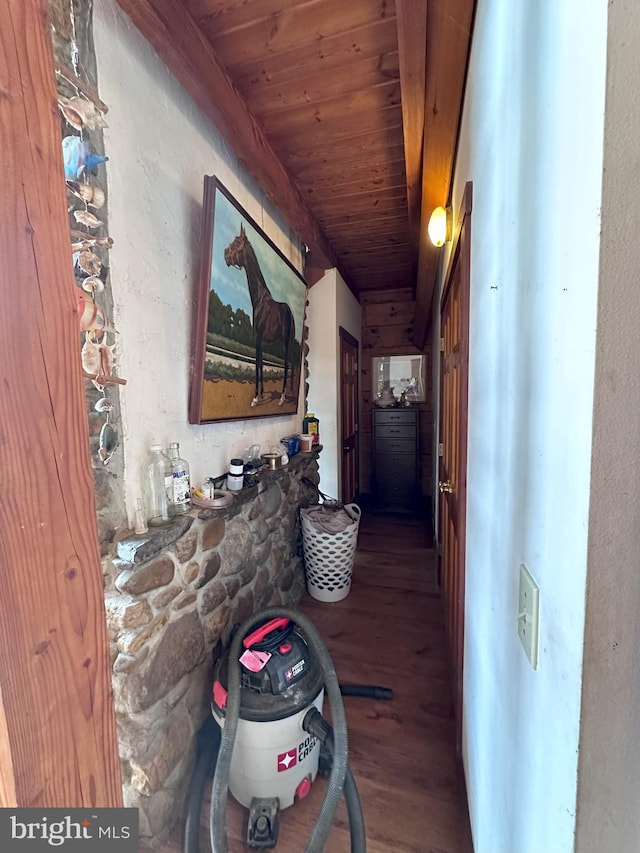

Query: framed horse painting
left=189, top=177, right=308, bottom=424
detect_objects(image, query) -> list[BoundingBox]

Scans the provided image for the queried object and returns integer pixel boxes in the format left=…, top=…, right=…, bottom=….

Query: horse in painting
left=224, top=224, right=295, bottom=406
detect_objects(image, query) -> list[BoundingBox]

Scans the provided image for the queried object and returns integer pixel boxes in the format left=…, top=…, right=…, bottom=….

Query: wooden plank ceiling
left=114, top=0, right=475, bottom=333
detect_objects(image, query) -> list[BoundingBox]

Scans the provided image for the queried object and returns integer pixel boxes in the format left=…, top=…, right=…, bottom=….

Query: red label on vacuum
left=277, top=737, right=317, bottom=772
left=277, top=749, right=297, bottom=772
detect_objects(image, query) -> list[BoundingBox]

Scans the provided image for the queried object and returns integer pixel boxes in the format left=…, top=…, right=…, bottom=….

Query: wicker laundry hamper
left=300, top=503, right=361, bottom=602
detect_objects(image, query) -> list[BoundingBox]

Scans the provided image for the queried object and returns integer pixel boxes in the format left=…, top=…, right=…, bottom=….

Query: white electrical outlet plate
left=518, top=564, right=539, bottom=670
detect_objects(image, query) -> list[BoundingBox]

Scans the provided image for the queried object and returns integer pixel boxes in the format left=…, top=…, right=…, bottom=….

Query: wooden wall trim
left=413, top=0, right=477, bottom=350
left=114, top=0, right=340, bottom=276
left=396, top=0, right=427, bottom=241
left=0, top=0, right=122, bottom=807
left=441, top=181, right=474, bottom=308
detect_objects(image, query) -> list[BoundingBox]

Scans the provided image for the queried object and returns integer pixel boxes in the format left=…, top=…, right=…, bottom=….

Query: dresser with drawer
left=372, top=408, right=419, bottom=513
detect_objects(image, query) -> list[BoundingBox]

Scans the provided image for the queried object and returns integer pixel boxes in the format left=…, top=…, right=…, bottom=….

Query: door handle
left=439, top=480, right=454, bottom=493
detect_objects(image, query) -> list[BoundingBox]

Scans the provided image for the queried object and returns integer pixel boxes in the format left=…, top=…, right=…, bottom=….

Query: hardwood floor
left=155, top=511, right=473, bottom=853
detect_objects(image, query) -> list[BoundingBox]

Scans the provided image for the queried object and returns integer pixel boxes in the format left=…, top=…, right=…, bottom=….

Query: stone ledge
left=115, top=449, right=321, bottom=569
left=195, top=449, right=321, bottom=520
left=116, top=516, right=193, bottom=565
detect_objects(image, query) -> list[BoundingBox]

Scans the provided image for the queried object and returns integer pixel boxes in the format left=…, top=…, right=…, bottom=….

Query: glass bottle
left=134, top=497, right=148, bottom=535
left=303, top=412, right=320, bottom=445
left=168, top=442, right=191, bottom=513
left=143, top=444, right=174, bottom=526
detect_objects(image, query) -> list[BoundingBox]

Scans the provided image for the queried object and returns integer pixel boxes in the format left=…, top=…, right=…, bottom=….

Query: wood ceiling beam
left=413, top=0, right=477, bottom=349
left=396, top=0, right=427, bottom=240
left=114, top=0, right=340, bottom=277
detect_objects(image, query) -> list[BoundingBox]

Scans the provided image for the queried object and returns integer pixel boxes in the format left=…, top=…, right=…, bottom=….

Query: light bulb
left=428, top=206, right=449, bottom=247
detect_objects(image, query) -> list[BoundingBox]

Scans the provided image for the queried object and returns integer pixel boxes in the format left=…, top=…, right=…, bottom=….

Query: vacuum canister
left=212, top=617, right=324, bottom=809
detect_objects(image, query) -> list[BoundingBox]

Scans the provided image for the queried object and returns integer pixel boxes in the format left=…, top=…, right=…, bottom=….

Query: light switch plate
left=518, top=564, right=539, bottom=670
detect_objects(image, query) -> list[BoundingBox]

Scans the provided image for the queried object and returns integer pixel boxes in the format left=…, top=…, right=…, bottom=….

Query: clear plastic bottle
left=143, top=444, right=174, bottom=526
left=168, top=442, right=191, bottom=513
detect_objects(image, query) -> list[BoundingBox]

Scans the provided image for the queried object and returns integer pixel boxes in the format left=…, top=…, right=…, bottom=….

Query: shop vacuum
left=184, top=606, right=393, bottom=853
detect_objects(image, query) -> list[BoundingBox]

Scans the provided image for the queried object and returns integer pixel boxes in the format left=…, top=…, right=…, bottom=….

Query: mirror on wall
left=372, top=354, right=425, bottom=403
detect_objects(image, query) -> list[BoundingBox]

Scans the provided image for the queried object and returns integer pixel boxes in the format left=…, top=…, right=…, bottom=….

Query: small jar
left=299, top=434, right=313, bottom=452
left=226, top=458, right=244, bottom=491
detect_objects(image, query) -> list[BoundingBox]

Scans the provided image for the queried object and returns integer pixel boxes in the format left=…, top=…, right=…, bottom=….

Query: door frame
left=339, top=326, right=359, bottom=504
left=438, top=181, right=473, bottom=755
left=0, top=0, right=122, bottom=805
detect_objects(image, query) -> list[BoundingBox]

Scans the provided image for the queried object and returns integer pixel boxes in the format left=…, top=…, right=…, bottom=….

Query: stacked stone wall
left=103, top=455, right=320, bottom=846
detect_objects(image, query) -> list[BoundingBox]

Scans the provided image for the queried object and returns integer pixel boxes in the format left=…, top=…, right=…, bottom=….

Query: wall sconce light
left=427, top=205, right=451, bottom=248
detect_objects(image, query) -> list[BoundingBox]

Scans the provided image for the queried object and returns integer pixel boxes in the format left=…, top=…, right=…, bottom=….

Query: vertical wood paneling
left=0, top=0, right=121, bottom=807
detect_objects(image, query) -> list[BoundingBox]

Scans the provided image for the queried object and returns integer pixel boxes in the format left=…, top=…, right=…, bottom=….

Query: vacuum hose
left=184, top=717, right=220, bottom=853
left=303, top=708, right=366, bottom=853
left=340, top=684, right=394, bottom=701
left=210, top=607, right=349, bottom=853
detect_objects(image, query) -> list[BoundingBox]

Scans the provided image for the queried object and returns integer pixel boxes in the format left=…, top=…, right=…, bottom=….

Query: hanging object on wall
left=81, top=366, right=127, bottom=389
left=71, top=236, right=96, bottom=252
left=75, top=249, right=102, bottom=276
left=66, top=180, right=105, bottom=209
left=70, top=233, right=113, bottom=253
left=55, top=62, right=109, bottom=119
left=62, top=135, right=108, bottom=180
left=81, top=275, right=105, bottom=293
left=98, top=409, right=119, bottom=466
left=81, top=334, right=119, bottom=388
left=73, top=209, right=102, bottom=229
left=56, top=47, right=123, bottom=474
left=94, top=397, right=114, bottom=414
left=76, top=290, right=111, bottom=333
left=58, top=95, right=107, bottom=131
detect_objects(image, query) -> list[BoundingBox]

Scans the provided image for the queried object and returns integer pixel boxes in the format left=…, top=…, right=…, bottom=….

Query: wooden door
left=339, top=327, right=359, bottom=504
left=438, top=183, right=472, bottom=755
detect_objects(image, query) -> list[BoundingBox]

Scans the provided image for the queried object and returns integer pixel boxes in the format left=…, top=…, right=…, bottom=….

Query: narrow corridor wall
left=446, top=1, right=607, bottom=851
left=306, top=269, right=361, bottom=501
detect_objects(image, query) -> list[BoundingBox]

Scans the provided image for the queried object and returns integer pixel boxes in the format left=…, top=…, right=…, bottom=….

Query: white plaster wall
left=306, top=270, right=361, bottom=500
left=307, top=271, right=338, bottom=498
left=449, top=1, right=607, bottom=850
left=575, top=2, right=640, bottom=849
left=335, top=274, right=361, bottom=498
left=94, top=0, right=306, bottom=525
